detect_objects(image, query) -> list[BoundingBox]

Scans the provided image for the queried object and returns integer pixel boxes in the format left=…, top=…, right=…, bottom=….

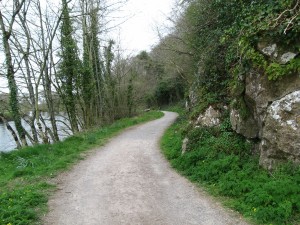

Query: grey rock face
left=187, top=41, right=300, bottom=169
left=258, top=41, right=298, bottom=64
left=196, top=106, right=221, bottom=127
left=261, top=44, right=278, bottom=57
left=259, top=91, right=300, bottom=169
left=230, top=65, right=300, bottom=169
left=280, top=52, right=297, bottom=64
left=230, top=49, right=300, bottom=169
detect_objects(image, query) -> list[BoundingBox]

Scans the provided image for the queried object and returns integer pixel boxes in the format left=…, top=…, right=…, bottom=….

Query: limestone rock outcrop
left=257, top=42, right=298, bottom=64
left=230, top=41, right=300, bottom=169
left=186, top=41, right=299, bottom=169
left=259, top=91, right=300, bottom=169
left=196, top=106, right=221, bottom=127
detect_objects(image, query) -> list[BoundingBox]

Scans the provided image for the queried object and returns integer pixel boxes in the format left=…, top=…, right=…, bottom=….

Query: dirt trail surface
left=43, top=111, right=249, bottom=225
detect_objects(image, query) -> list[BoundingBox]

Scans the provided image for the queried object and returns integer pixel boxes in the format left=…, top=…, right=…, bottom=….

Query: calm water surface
left=0, top=113, right=72, bottom=152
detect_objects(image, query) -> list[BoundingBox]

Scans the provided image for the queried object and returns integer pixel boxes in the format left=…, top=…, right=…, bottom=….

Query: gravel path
left=43, top=111, right=249, bottom=225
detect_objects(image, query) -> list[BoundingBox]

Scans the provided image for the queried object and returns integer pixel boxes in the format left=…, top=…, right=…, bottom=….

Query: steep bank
left=161, top=109, right=300, bottom=225
left=181, top=0, right=300, bottom=169
left=229, top=42, right=300, bottom=169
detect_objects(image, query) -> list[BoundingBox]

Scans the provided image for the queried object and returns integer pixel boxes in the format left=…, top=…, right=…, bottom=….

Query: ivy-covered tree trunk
left=79, top=0, right=94, bottom=128
left=17, top=8, right=39, bottom=144
left=80, top=1, right=104, bottom=127
left=58, top=0, right=80, bottom=133
left=81, top=39, right=95, bottom=128
left=0, top=1, right=28, bottom=147
left=127, top=76, right=134, bottom=117
left=90, top=6, right=104, bottom=123
left=103, top=40, right=116, bottom=121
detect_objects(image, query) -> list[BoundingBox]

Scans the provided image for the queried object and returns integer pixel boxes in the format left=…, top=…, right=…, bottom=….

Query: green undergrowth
left=0, top=111, right=163, bottom=225
left=161, top=112, right=300, bottom=225
left=161, top=101, right=186, bottom=115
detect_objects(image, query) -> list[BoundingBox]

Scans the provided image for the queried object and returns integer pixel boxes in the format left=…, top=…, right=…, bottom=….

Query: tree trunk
left=0, top=114, right=22, bottom=149
left=44, top=63, right=60, bottom=141
left=0, top=3, right=28, bottom=147
left=18, top=8, right=39, bottom=143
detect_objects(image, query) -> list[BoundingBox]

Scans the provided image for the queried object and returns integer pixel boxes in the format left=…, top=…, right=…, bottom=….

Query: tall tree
left=16, top=1, right=39, bottom=143
left=37, top=0, right=60, bottom=142
left=103, top=40, right=116, bottom=121
left=90, top=5, right=103, bottom=122
left=80, top=0, right=105, bottom=127
left=58, top=0, right=80, bottom=133
left=0, top=0, right=28, bottom=147
left=79, top=0, right=96, bottom=128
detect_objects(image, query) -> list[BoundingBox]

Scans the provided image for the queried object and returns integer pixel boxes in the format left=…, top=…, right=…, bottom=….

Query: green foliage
left=144, top=77, right=185, bottom=108
left=154, top=78, right=184, bottom=106
left=266, top=58, right=300, bottom=80
left=224, top=0, right=300, bottom=80
left=162, top=102, right=186, bottom=115
left=127, top=77, right=134, bottom=116
left=161, top=113, right=300, bottom=225
left=144, top=93, right=156, bottom=108
left=137, top=50, right=150, bottom=61
left=188, top=87, right=224, bottom=122
left=132, top=50, right=186, bottom=108
left=0, top=111, right=163, bottom=224
left=58, top=0, right=81, bottom=132
left=136, top=51, right=165, bottom=81
left=177, top=0, right=245, bottom=107
left=59, top=0, right=81, bottom=85
left=178, top=0, right=299, bottom=119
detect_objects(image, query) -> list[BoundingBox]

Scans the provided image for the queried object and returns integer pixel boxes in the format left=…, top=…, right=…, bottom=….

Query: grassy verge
left=161, top=111, right=300, bottom=225
left=0, top=111, right=163, bottom=225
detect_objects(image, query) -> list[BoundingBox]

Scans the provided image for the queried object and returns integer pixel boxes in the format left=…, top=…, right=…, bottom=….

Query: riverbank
left=0, top=111, right=163, bottom=225
left=0, top=112, right=72, bottom=152
left=160, top=108, right=300, bottom=225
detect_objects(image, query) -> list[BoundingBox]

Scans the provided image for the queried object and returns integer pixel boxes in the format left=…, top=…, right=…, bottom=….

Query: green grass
left=0, top=111, right=163, bottom=225
left=161, top=112, right=300, bottom=225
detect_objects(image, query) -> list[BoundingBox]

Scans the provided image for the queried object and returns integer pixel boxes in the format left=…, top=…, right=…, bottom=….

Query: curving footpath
left=43, top=111, right=249, bottom=225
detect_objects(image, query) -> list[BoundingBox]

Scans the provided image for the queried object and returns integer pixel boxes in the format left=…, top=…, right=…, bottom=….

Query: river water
left=0, top=113, right=72, bottom=152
